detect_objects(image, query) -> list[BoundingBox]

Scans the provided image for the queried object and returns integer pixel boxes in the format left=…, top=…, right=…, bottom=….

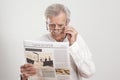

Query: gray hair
left=45, top=3, right=71, bottom=20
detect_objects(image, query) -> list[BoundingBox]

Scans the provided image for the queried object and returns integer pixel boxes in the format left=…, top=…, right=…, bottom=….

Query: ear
left=46, top=21, right=48, bottom=30
left=66, top=19, right=70, bottom=25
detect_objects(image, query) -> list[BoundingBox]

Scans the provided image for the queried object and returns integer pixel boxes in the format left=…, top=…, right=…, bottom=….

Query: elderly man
left=20, top=3, right=96, bottom=80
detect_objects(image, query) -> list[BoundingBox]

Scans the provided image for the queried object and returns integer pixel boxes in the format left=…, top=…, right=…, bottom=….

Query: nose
left=54, top=24, right=60, bottom=29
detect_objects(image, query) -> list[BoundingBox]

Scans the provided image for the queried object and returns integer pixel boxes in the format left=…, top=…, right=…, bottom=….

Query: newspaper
left=24, top=40, right=71, bottom=80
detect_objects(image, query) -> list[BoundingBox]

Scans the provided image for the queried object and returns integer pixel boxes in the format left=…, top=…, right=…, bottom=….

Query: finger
left=24, top=64, right=33, bottom=68
left=21, top=67, right=36, bottom=76
left=65, top=30, right=74, bottom=36
left=65, top=27, right=77, bottom=34
left=25, top=69, right=37, bottom=75
left=25, top=66, right=35, bottom=70
left=20, top=64, right=35, bottom=73
left=65, top=26, right=75, bottom=30
left=21, top=64, right=33, bottom=69
left=20, top=65, right=26, bottom=69
left=65, top=27, right=76, bottom=34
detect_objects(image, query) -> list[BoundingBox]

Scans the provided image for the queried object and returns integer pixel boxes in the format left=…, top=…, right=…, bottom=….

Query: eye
left=49, top=24, right=56, bottom=27
left=58, top=24, right=64, bottom=27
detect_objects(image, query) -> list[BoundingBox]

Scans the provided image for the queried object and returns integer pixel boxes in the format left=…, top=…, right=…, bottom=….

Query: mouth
left=53, top=32, right=62, bottom=36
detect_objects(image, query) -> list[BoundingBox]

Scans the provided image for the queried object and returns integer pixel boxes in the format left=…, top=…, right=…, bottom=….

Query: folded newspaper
left=24, top=40, right=71, bottom=80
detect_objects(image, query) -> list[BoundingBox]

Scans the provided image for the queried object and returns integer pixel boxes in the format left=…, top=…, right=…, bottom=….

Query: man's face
left=47, top=12, right=68, bottom=41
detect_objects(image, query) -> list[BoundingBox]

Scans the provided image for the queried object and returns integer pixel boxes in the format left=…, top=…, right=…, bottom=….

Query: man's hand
left=20, top=64, right=37, bottom=80
left=65, top=26, right=78, bottom=45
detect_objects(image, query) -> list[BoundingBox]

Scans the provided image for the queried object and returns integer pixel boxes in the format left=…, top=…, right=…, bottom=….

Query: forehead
left=48, top=12, right=67, bottom=23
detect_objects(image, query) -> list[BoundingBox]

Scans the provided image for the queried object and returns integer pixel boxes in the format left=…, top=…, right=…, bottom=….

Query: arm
left=69, top=35, right=96, bottom=78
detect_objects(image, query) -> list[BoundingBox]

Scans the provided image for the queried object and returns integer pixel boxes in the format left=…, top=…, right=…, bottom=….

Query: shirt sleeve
left=69, top=34, right=96, bottom=78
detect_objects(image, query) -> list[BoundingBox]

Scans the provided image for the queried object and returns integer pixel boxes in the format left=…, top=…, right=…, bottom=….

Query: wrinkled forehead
left=47, top=12, right=67, bottom=24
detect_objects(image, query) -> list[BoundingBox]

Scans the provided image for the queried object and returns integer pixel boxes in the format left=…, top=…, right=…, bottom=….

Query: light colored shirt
left=29, top=33, right=96, bottom=80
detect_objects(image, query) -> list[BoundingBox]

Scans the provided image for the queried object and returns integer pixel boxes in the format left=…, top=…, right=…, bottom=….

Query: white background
left=0, top=0, right=120, bottom=80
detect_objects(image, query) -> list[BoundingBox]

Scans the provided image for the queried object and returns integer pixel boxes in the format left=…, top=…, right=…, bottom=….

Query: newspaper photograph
left=24, top=40, right=71, bottom=80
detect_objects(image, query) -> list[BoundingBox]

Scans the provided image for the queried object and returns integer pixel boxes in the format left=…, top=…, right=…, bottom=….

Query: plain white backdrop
left=0, top=0, right=120, bottom=80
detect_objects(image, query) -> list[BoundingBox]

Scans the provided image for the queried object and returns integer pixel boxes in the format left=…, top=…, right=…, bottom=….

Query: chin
left=54, top=35, right=62, bottom=39
left=52, top=34, right=66, bottom=41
